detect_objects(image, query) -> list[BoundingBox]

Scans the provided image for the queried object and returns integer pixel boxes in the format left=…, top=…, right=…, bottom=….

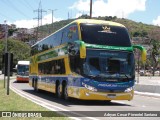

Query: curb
left=135, top=84, right=160, bottom=94
left=134, top=91, right=160, bottom=98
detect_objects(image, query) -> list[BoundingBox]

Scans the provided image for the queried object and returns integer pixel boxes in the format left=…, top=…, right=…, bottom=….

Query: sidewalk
left=0, top=74, right=16, bottom=80
left=135, top=76, right=160, bottom=96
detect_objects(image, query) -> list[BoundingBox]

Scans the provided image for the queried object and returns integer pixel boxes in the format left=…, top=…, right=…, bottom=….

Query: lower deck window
left=38, top=59, right=65, bottom=74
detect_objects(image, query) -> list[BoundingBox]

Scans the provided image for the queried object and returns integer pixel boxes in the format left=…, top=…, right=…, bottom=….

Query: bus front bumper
left=17, top=76, right=29, bottom=82
left=68, top=87, right=134, bottom=101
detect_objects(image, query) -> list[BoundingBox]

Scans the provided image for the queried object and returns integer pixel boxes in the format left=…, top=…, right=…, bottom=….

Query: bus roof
left=18, top=61, right=30, bottom=65
left=72, top=19, right=125, bottom=27
left=32, top=19, right=125, bottom=47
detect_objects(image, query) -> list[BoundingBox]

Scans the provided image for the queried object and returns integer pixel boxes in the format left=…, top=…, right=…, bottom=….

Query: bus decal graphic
left=37, top=46, right=68, bottom=62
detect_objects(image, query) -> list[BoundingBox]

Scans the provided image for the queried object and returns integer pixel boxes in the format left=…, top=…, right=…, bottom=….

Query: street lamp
left=3, top=20, right=8, bottom=88
left=4, top=20, right=8, bottom=53
left=90, top=0, right=92, bottom=19
left=48, top=9, right=57, bottom=31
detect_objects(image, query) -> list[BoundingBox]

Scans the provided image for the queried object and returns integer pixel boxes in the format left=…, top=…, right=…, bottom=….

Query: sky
left=0, top=0, right=160, bottom=29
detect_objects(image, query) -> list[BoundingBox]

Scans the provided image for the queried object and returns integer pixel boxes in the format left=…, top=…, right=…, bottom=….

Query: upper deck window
left=80, top=23, right=131, bottom=47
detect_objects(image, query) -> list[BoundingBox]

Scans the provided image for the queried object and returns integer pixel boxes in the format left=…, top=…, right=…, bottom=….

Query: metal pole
left=137, top=52, right=140, bottom=83
left=90, top=0, right=92, bottom=19
left=49, top=9, right=57, bottom=31
left=7, top=53, right=10, bottom=95
left=4, top=20, right=8, bottom=88
left=51, top=10, right=54, bottom=31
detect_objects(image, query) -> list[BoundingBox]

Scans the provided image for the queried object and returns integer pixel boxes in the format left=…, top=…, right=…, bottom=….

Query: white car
left=155, top=71, right=160, bottom=75
left=155, top=71, right=159, bottom=73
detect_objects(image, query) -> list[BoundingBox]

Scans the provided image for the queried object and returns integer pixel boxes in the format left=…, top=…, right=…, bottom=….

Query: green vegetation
left=38, top=15, right=160, bottom=40
left=0, top=80, right=68, bottom=120
left=0, top=39, right=31, bottom=69
left=150, top=39, right=160, bottom=75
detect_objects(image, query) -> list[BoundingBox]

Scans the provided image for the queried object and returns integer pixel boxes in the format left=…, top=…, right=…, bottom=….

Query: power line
left=18, top=0, right=33, bottom=11
left=33, top=0, right=46, bottom=40
left=22, top=0, right=34, bottom=10
left=0, top=12, right=15, bottom=21
left=1, top=0, right=30, bottom=19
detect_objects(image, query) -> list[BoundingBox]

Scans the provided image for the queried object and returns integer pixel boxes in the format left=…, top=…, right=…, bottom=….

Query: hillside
left=37, top=15, right=160, bottom=43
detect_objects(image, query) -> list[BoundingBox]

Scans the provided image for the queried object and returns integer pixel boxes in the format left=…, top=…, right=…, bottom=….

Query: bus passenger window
left=38, top=59, right=65, bottom=75
left=89, top=58, right=100, bottom=70
left=69, top=55, right=81, bottom=74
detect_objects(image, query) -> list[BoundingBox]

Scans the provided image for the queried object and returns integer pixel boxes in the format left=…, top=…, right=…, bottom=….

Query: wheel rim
left=34, top=81, right=38, bottom=91
left=64, top=86, right=68, bottom=100
left=57, top=85, right=61, bottom=98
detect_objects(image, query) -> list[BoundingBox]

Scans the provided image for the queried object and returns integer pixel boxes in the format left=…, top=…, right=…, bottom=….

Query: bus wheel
left=56, top=84, right=62, bottom=98
left=64, top=85, right=69, bottom=100
left=106, top=100, right=111, bottom=103
left=34, top=79, right=38, bottom=92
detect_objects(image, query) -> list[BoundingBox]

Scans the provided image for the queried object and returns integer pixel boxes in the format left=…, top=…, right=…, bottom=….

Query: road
left=9, top=79, right=160, bottom=120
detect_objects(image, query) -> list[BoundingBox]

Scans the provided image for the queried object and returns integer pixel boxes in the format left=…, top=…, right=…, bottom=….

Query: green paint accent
left=85, top=43, right=133, bottom=51
left=133, top=45, right=147, bottom=64
left=132, top=45, right=145, bottom=51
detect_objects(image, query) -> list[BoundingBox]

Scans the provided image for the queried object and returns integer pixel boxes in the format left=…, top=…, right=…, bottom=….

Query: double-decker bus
left=29, top=19, right=146, bottom=101
left=16, top=61, right=30, bottom=82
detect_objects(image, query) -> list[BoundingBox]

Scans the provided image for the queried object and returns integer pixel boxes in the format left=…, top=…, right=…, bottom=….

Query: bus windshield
left=17, top=65, right=29, bottom=76
left=83, top=50, right=135, bottom=80
left=80, top=23, right=131, bottom=47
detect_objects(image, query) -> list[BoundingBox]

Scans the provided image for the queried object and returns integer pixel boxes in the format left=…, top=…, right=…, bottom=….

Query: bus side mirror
left=132, top=45, right=147, bottom=64
left=79, top=41, right=86, bottom=58
left=69, top=41, right=86, bottom=58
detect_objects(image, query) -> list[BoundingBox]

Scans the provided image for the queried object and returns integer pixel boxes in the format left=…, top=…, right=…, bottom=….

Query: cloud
left=152, top=16, right=160, bottom=26
left=13, top=19, right=37, bottom=29
left=69, top=0, right=90, bottom=12
left=12, top=13, right=62, bottom=29
left=69, top=0, right=147, bottom=18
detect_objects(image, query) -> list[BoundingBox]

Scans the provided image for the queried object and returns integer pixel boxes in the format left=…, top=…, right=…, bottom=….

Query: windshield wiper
left=120, top=72, right=130, bottom=80
left=106, top=71, right=130, bottom=79
left=87, top=74, right=101, bottom=79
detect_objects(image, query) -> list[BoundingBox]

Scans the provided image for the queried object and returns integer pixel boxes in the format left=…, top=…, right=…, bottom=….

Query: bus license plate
left=107, top=94, right=116, bottom=98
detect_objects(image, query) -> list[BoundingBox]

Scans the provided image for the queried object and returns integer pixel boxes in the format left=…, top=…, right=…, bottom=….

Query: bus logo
left=99, top=26, right=116, bottom=34
left=102, top=26, right=111, bottom=32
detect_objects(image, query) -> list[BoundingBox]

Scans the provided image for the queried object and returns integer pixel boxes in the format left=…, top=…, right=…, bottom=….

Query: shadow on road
left=12, top=82, right=131, bottom=107
left=22, top=90, right=131, bottom=107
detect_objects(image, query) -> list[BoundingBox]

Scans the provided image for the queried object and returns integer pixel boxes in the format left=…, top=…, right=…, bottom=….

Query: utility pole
left=34, top=0, right=46, bottom=40
left=68, top=12, right=69, bottom=19
left=90, top=0, right=92, bottom=19
left=48, top=9, right=57, bottom=32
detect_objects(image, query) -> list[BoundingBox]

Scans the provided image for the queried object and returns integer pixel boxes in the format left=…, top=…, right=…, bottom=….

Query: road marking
left=112, top=100, right=125, bottom=104
left=10, top=82, right=99, bottom=120
left=135, top=91, right=160, bottom=98
left=142, top=105, right=146, bottom=108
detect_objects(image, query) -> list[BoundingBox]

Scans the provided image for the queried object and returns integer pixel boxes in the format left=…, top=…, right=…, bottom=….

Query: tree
left=0, top=39, right=31, bottom=69
left=150, top=39, right=160, bottom=76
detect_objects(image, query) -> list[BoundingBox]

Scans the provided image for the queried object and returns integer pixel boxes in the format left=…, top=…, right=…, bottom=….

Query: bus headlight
left=82, top=82, right=97, bottom=92
left=124, top=87, right=133, bottom=92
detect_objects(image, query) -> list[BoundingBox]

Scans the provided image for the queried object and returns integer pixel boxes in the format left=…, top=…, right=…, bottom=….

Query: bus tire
left=64, top=85, right=69, bottom=100
left=32, top=79, right=34, bottom=87
left=56, top=83, right=62, bottom=98
left=34, top=79, right=38, bottom=92
left=106, top=100, right=111, bottom=103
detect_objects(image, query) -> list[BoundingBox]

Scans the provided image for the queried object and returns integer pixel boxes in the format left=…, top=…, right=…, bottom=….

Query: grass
left=0, top=80, right=69, bottom=120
